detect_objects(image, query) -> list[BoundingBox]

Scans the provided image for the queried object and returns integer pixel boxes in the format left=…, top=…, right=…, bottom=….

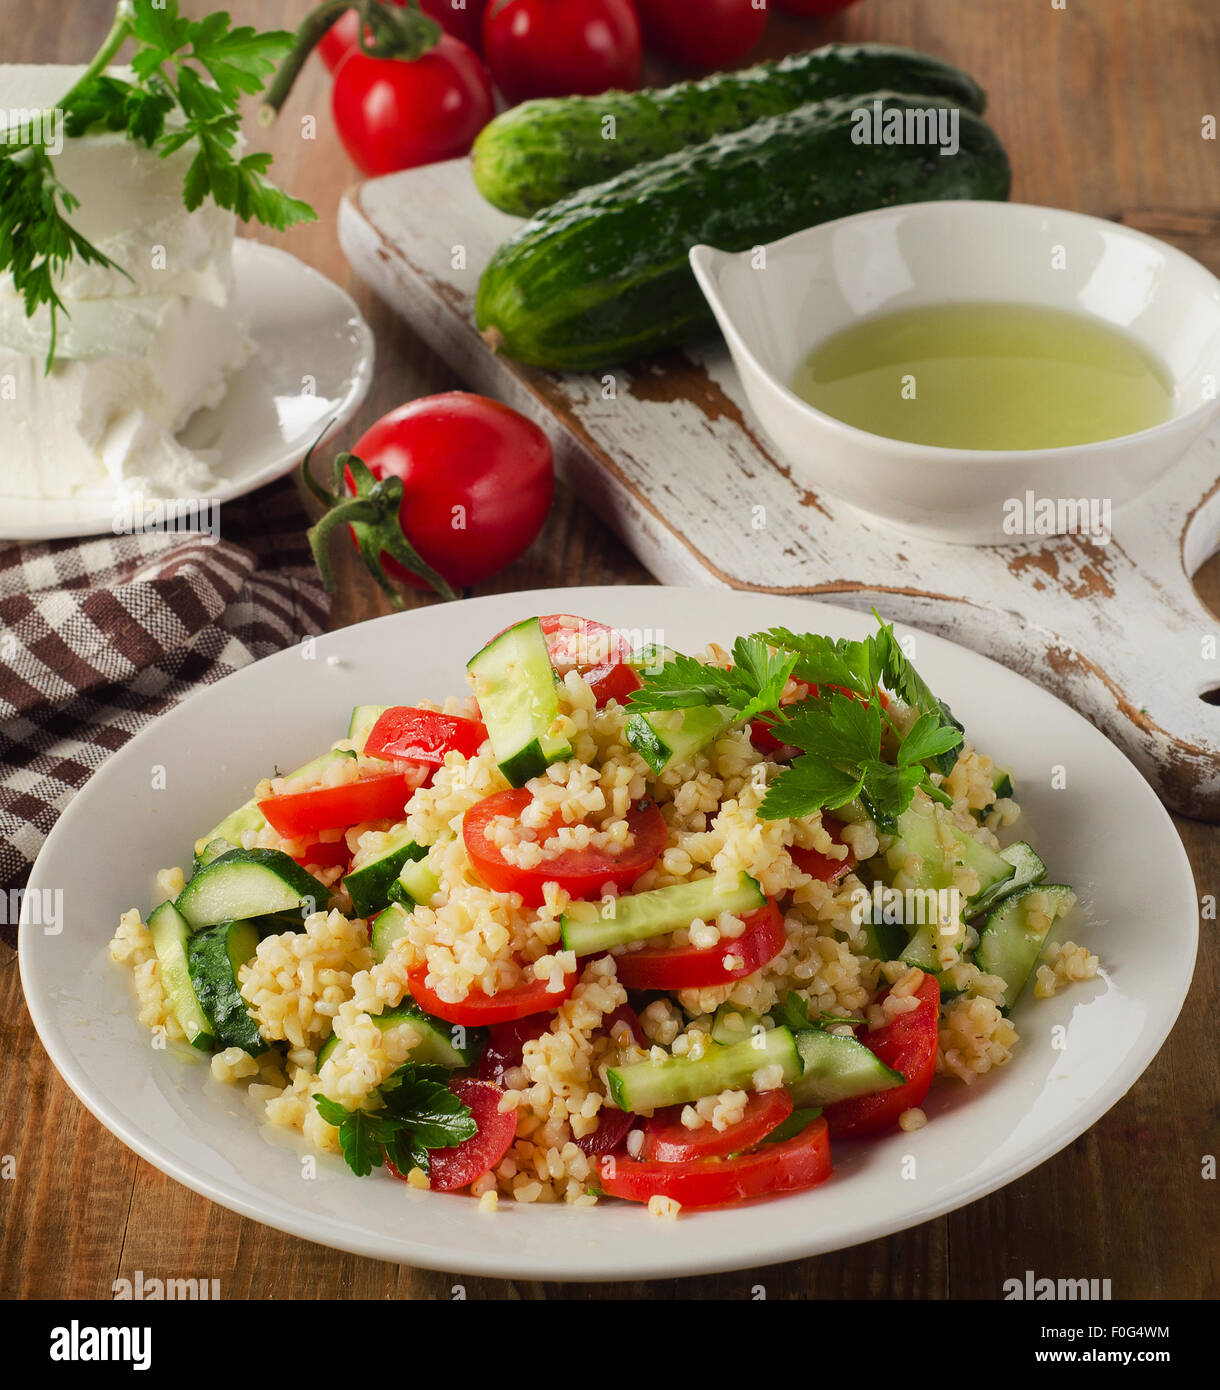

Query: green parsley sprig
left=1, top=0, right=316, bottom=367
left=314, top=1062, right=475, bottom=1178
left=626, top=615, right=964, bottom=830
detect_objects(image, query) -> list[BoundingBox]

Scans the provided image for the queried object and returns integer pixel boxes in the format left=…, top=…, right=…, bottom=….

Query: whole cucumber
left=476, top=93, right=1012, bottom=371
left=472, top=44, right=988, bottom=216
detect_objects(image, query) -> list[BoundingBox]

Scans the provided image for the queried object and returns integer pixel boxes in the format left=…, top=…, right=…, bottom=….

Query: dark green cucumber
left=186, top=919, right=266, bottom=1055
left=147, top=901, right=214, bottom=1051
left=472, top=43, right=988, bottom=215
left=476, top=93, right=1011, bottom=371
left=342, top=829, right=426, bottom=918
left=317, top=1001, right=485, bottom=1071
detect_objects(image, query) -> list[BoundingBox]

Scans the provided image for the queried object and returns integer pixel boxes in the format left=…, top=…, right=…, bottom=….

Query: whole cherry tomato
left=320, top=0, right=488, bottom=71
left=482, top=0, right=642, bottom=103
left=306, top=393, right=554, bottom=600
left=637, top=0, right=768, bottom=70
left=331, top=35, right=494, bottom=174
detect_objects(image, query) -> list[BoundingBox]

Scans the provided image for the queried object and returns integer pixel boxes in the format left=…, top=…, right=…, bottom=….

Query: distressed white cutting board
left=339, top=159, right=1220, bottom=820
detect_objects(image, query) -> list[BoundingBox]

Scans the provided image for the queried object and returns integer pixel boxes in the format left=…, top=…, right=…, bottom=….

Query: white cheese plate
left=0, top=241, right=374, bottom=542
left=19, top=586, right=1198, bottom=1281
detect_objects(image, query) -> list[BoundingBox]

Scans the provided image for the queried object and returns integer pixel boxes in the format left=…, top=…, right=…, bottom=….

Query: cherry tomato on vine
left=320, top=1, right=488, bottom=71
left=331, top=36, right=494, bottom=173
left=483, top=0, right=642, bottom=104
left=637, top=0, right=768, bottom=71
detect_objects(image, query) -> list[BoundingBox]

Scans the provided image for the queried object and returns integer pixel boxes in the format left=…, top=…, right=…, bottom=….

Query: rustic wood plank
left=2, top=0, right=1217, bottom=1303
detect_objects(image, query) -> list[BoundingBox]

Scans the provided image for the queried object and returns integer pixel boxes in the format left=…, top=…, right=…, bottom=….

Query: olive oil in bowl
left=790, top=302, right=1175, bottom=451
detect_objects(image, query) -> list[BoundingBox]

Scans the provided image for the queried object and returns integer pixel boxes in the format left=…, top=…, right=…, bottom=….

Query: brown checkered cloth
left=0, top=478, right=329, bottom=947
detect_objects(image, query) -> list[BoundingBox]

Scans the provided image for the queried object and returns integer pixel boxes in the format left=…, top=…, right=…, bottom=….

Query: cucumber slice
left=625, top=705, right=735, bottom=776
left=976, top=884, right=1077, bottom=1011
left=193, top=748, right=357, bottom=857
left=560, top=871, right=764, bottom=956
left=968, top=842, right=1046, bottom=919
left=709, top=1003, right=762, bottom=1046
left=890, top=799, right=1014, bottom=908
left=348, top=704, right=389, bottom=754
left=857, top=919, right=907, bottom=962
left=186, top=919, right=266, bottom=1054
left=147, top=901, right=215, bottom=1052
left=389, top=856, right=441, bottom=909
left=371, top=902, right=411, bottom=962
left=194, top=837, right=236, bottom=870
left=788, top=1028, right=904, bottom=1106
left=467, top=617, right=572, bottom=787
left=605, top=1027, right=800, bottom=1113
left=176, top=849, right=327, bottom=930
left=317, top=1000, right=486, bottom=1071
left=626, top=643, right=679, bottom=673
left=343, top=829, right=426, bottom=918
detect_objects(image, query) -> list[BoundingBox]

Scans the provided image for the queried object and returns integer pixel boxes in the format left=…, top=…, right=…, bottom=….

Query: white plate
left=19, top=586, right=1198, bottom=1281
left=1, top=241, right=374, bottom=541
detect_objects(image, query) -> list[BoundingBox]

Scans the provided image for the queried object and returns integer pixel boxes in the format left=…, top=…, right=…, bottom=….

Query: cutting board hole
left=1192, top=550, right=1220, bottom=623
left=1202, top=687, right=1220, bottom=707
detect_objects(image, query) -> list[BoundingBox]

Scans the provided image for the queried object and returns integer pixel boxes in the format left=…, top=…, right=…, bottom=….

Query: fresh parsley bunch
left=627, top=615, right=964, bottom=830
left=0, top=0, right=315, bottom=365
left=314, top=1063, right=476, bottom=1178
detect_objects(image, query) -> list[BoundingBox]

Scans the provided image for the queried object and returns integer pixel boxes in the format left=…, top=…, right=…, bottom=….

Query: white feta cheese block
left=0, top=64, right=237, bottom=304
left=0, top=295, right=253, bottom=500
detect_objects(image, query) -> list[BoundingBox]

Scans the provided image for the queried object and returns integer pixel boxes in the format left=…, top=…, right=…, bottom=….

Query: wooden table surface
left=1, top=0, right=1217, bottom=1300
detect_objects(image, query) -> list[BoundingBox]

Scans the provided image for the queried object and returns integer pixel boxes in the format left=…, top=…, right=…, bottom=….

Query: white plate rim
left=0, top=240, right=374, bottom=542
left=18, top=586, right=1199, bottom=1281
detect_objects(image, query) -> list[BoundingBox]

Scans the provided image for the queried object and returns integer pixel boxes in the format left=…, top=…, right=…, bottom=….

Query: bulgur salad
left=111, top=612, right=1097, bottom=1216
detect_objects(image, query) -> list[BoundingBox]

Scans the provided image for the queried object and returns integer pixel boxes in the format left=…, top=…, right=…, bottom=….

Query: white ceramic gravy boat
left=690, top=201, right=1220, bottom=545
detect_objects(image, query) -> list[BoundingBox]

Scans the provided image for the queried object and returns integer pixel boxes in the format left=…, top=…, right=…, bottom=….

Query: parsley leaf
left=897, top=711, right=964, bottom=769
left=776, top=691, right=881, bottom=767
left=314, top=1063, right=475, bottom=1179
left=627, top=636, right=796, bottom=726
left=757, top=754, right=864, bottom=820
left=0, top=0, right=315, bottom=368
left=873, top=615, right=965, bottom=777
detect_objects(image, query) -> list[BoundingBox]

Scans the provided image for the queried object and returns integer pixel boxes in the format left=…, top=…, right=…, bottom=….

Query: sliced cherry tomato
left=789, top=815, right=855, bottom=885
left=586, top=661, right=643, bottom=708
left=614, top=899, right=787, bottom=991
left=407, top=957, right=576, bottom=1025
left=824, top=975, right=940, bottom=1140
left=463, top=788, right=667, bottom=907
left=259, top=770, right=423, bottom=837
left=538, top=613, right=631, bottom=673
left=642, top=1088, right=794, bottom=1163
left=331, top=36, right=494, bottom=175
left=365, top=706, right=487, bottom=765
left=598, top=1115, right=832, bottom=1207
left=292, top=839, right=353, bottom=870
left=478, top=1012, right=552, bottom=1084
left=638, top=0, right=768, bottom=70
left=320, top=1, right=488, bottom=70
left=425, top=1079, right=516, bottom=1191
left=483, top=0, right=642, bottom=104
left=575, top=1106, right=637, bottom=1157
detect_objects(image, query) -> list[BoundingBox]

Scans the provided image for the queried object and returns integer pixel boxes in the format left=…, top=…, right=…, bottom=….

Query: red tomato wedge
left=614, top=900, right=787, bottom=991
left=365, top=706, right=487, bottom=765
left=478, top=1012, right=552, bottom=1085
left=642, top=1088, right=794, bottom=1163
left=537, top=613, right=631, bottom=673
left=824, top=975, right=940, bottom=1139
left=586, top=660, right=643, bottom=708
left=291, top=839, right=352, bottom=871
left=463, top=788, right=667, bottom=907
left=597, top=1115, right=832, bottom=1208
left=259, top=771, right=423, bottom=837
left=789, top=816, right=855, bottom=885
left=407, top=958, right=576, bottom=1026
